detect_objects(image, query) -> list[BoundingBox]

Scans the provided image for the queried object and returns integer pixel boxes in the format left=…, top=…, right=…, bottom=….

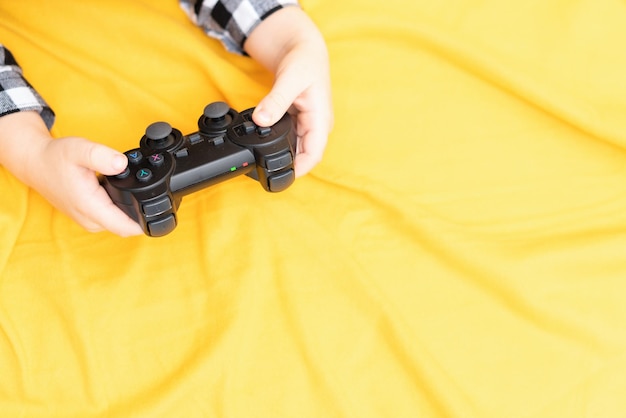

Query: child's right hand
left=0, top=111, right=143, bottom=237
left=244, top=6, right=333, bottom=178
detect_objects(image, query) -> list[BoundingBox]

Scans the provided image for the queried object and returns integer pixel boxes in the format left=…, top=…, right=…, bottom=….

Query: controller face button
left=148, top=153, right=165, bottom=167
left=142, top=197, right=173, bottom=217
left=268, top=169, right=295, bottom=192
left=115, top=166, right=131, bottom=179
left=147, top=214, right=177, bottom=237
left=126, top=150, right=143, bottom=164
left=265, top=152, right=293, bottom=171
left=136, top=168, right=153, bottom=182
left=257, top=126, right=271, bottom=137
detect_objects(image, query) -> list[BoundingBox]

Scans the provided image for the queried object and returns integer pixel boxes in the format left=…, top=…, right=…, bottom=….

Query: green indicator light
left=230, top=166, right=237, bottom=172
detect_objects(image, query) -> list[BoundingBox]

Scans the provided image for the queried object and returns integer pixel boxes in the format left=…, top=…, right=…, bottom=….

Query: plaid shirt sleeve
left=0, top=44, right=55, bottom=129
left=179, top=0, right=300, bottom=54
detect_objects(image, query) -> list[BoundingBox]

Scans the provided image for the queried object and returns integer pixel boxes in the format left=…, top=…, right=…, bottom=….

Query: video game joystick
left=101, top=102, right=297, bottom=237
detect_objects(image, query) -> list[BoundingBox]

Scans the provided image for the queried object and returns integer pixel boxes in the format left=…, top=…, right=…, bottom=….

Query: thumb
left=67, top=137, right=128, bottom=176
left=252, top=67, right=306, bottom=127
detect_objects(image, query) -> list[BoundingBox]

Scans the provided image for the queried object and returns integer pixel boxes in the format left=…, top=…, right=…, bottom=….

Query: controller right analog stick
left=199, top=101, right=232, bottom=133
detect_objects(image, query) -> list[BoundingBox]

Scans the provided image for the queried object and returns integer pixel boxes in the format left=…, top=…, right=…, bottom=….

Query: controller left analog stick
left=145, top=122, right=174, bottom=150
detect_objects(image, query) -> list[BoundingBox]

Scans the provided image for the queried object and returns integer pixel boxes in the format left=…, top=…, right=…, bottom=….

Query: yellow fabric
left=2, top=0, right=626, bottom=416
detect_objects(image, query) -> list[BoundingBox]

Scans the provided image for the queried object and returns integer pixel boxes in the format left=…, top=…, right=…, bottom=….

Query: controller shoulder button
left=268, top=169, right=295, bottom=192
left=147, top=214, right=177, bottom=237
left=265, top=152, right=293, bottom=171
left=142, top=197, right=173, bottom=217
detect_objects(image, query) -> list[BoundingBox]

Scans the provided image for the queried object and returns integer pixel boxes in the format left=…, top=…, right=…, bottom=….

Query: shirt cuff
left=180, top=0, right=300, bottom=55
left=0, top=48, right=55, bottom=130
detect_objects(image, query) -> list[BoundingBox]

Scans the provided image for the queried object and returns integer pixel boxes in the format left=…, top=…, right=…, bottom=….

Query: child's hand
left=0, top=111, right=143, bottom=237
left=245, top=6, right=333, bottom=177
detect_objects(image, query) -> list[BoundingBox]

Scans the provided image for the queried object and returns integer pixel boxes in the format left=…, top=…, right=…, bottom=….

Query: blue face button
left=126, top=149, right=143, bottom=164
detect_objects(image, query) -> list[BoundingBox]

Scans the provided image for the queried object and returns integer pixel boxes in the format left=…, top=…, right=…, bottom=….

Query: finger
left=61, top=138, right=141, bottom=236
left=293, top=111, right=330, bottom=177
left=77, top=188, right=144, bottom=237
left=66, top=137, right=128, bottom=176
left=252, top=65, right=309, bottom=127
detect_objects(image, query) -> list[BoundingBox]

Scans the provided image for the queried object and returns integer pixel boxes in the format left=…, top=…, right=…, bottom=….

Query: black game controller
left=101, top=102, right=297, bottom=237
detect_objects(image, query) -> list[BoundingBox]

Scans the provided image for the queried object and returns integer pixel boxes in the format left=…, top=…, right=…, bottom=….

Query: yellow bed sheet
left=2, top=1, right=626, bottom=416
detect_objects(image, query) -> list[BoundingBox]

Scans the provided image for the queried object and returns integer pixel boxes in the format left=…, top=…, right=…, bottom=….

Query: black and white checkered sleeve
left=180, top=0, right=299, bottom=54
left=0, top=44, right=55, bottom=129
